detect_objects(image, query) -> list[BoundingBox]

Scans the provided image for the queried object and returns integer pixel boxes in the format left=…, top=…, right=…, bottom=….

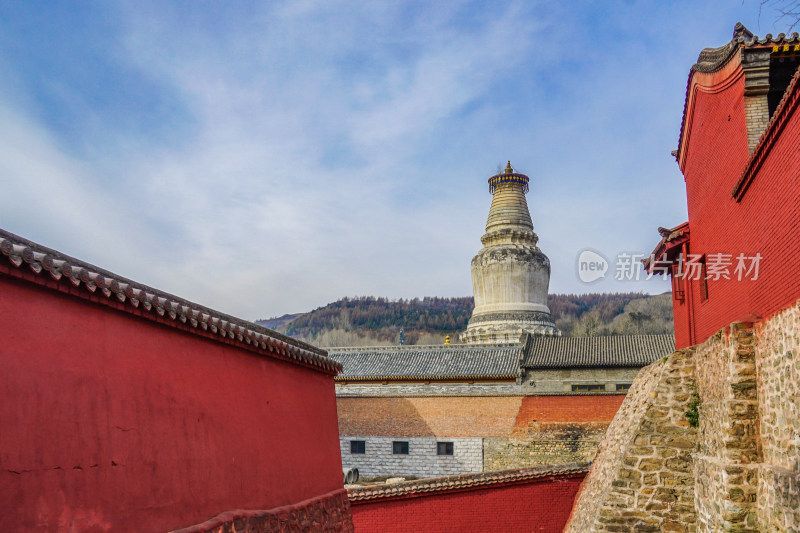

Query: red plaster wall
left=513, top=395, right=625, bottom=426
left=349, top=474, right=585, bottom=533
left=0, top=274, right=344, bottom=532
left=675, top=62, right=800, bottom=347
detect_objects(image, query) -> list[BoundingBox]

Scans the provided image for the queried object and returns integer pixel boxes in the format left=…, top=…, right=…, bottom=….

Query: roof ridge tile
left=347, top=462, right=590, bottom=501
left=0, top=228, right=340, bottom=375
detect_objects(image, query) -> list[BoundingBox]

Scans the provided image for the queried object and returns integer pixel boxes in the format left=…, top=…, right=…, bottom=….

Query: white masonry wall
left=339, top=436, right=483, bottom=479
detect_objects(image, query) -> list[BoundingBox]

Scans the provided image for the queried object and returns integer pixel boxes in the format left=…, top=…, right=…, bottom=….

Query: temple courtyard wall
left=347, top=464, right=587, bottom=533
left=566, top=300, right=800, bottom=532
left=338, top=394, right=624, bottom=478
left=0, top=235, right=351, bottom=533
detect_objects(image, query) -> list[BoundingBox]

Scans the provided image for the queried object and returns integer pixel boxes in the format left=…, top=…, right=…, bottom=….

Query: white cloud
left=0, top=0, right=776, bottom=320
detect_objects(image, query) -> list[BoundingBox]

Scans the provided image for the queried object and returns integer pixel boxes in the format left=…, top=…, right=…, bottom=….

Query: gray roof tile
left=522, top=334, right=675, bottom=369
left=348, top=462, right=590, bottom=501
left=328, top=344, right=522, bottom=381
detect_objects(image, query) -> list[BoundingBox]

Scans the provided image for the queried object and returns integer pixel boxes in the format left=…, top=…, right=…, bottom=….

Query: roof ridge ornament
left=733, top=22, right=753, bottom=41
left=505, top=160, right=513, bottom=174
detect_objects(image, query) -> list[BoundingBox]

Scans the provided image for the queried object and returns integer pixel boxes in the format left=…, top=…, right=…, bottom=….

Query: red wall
left=0, top=273, right=344, bottom=532
left=674, top=60, right=800, bottom=347
left=513, top=394, right=625, bottom=426
left=349, top=474, right=584, bottom=533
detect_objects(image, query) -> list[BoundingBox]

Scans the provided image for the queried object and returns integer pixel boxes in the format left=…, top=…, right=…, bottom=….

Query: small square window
left=392, top=441, right=409, bottom=455
left=616, top=383, right=631, bottom=392
left=350, top=440, right=365, bottom=454
left=437, top=442, right=454, bottom=455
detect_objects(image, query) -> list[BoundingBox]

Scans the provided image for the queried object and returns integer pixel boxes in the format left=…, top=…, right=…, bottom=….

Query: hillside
left=256, top=292, right=674, bottom=347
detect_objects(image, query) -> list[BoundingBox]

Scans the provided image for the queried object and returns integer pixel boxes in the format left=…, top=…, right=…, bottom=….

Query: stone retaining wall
left=755, top=305, right=800, bottom=531
left=484, top=423, right=606, bottom=471
left=565, top=348, right=698, bottom=533
left=567, top=300, right=800, bottom=532
left=693, top=323, right=760, bottom=532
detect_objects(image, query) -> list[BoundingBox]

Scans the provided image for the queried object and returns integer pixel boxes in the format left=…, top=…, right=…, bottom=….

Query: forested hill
left=256, top=292, right=674, bottom=347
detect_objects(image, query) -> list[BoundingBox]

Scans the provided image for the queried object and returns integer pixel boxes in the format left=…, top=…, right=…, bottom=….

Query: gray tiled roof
left=328, top=344, right=523, bottom=381
left=0, top=228, right=340, bottom=375
left=522, top=334, right=675, bottom=369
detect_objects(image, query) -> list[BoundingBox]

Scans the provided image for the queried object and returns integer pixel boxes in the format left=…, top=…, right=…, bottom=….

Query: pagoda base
left=459, top=311, right=560, bottom=344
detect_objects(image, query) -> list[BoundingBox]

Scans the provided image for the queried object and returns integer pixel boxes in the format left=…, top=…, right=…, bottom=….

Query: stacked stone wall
left=693, top=323, right=761, bottom=531
left=484, top=422, right=606, bottom=471
left=568, top=303, right=800, bottom=532
left=565, top=348, right=698, bottom=533
left=755, top=305, right=800, bottom=530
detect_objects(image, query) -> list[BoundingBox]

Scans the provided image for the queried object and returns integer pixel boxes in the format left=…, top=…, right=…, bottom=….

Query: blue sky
left=0, top=1, right=790, bottom=320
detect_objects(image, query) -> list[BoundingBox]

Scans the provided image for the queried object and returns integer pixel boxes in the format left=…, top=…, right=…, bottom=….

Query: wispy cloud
left=0, top=0, right=784, bottom=319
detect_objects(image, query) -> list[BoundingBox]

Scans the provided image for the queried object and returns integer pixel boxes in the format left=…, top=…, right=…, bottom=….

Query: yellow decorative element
left=445, top=335, right=451, bottom=344
left=505, top=161, right=513, bottom=174
left=773, top=45, right=781, bottom=53
left=795, top=44, right=800, bottom=52
left=784, top=45, right=790, bottom=52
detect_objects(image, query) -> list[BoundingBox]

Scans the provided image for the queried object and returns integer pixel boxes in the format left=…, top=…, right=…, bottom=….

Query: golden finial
left=445, top=335, right=451, bottom=344
left=505, top=161, right=513, bottom=174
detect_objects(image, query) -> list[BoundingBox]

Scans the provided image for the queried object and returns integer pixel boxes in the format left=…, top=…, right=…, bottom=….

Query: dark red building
left=647, top=23, right=800, bottom=348
left=0, top=229, right=352, bottom=532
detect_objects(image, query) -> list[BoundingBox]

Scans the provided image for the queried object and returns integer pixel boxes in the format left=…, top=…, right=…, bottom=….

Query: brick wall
left=482, top=395, right=623, bottom=471
left=336, top=382, right=521, bottom=397
left=513, top=394, right=624, bottom=424
left=349, top=469, right=585, bottom=533
left=340, top=436, right=483, bottom=478
left=337, top=368, right=640, bottom=396
left=337, top=396, right=522, bottom=437
left=339, top=394, right=629, bottom=476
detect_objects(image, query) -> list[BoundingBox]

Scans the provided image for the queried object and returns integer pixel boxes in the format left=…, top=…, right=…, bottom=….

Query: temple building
left=330, top=162, right=674, bottom=479
left=645, top=22, right=800, bottom=348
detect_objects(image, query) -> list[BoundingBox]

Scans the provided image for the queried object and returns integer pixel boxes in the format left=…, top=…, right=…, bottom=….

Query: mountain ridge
left=256, top=292, right=674, bottom=347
